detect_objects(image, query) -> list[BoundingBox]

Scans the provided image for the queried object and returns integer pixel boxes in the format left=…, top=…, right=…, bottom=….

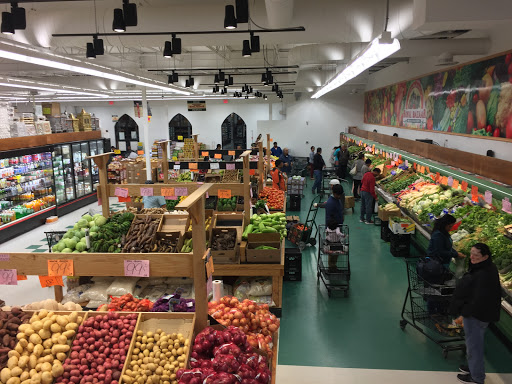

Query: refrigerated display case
left=72, top=141, right=93, bottom=198
left=52, top=144, right=75, bottom=204
left=0, top=146, right=56, bottom=237
left=89, top=139, right=104, bottom=189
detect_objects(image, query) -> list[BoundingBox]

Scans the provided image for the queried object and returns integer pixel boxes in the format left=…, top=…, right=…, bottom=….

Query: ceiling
left=0, top=0, right=509, bottom=102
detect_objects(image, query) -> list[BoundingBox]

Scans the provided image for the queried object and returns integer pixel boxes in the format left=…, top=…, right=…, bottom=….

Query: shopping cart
left=287, top=194, right=322, bottom=250
left=317, top=224, right=350, bottom=297
left=321, top=168, right=349, bottom=196
left=400, top=258, right=465, bottom=358
left=44, top=231, right=67, bottom=252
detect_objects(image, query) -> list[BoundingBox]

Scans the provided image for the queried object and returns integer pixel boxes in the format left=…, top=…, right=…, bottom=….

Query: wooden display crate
left=186, top=209, right=213, bottom=232
left=378, top=205, right=401, bottom=221
left=210, top=228, right=239, bottom=264
left=212, top=212, right=244, bottom=243
left=151, top=231, right=182, bottom=253
left=159, top=213, right=190, bottom=234
left=246, top=233, right=281, bottom=263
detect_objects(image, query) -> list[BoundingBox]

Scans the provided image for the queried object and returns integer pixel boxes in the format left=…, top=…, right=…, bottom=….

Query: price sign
left=426, top=167, right=430, bottom=174
left=471, top=185, right=478, bottom=196
left=175, top=187, right=188, bottom=196
left=214, top=154, right=222, bottom=159
left=435, top=172, right=441, bottom=182
left=405, top=160, right=409, bottom=167
left=48, top=260, right=74, bottom=276
left=161, top=187, right=175, bottom=197
left=137, top=150, right=144, bottom=155
left=201, top=151, right=209, bottom=157
left=447, top=176, right=453, bottom=187
left=484, top=191, right=493, bottom=204
left=0, top=269, right=17, bottom=285
left=461, top=181, right=468, bottom=191
left=228, top=151, right=235, bottom=156
left=210, top=163, right=220, bottom=170
left=188, top=163, right=198, bottom=170
left=114, top=187, right=129, bottom=198
left=226, top=163, right=236, bottom=170
left=218, top=189, right=232, bottom=199
left=0, top=254, right=9, bottom=261
left=452, top=179, right=460, bottom=189
left=502, top=198, right=512, bottom=214
left=441, top=176, right=448, bottom=185
left=118, top=196, right=131, bottom=203
left=17, top=275, right=27, bottom=281
left=391, top=161, right=395, bottom=166
left=167, top=196, right=177, bottom=200
left=420, top=166, right=425, bottom=174
left=413, top=163, right=417, bottom=170
left=177, top=135, right=183, bottom=140
left=174, top=164, right=181, bottom=170
left=249, top=169, right=256, bottom=176
left=140, top=187, right=154, bottom=197
left=124, top=260, right=150, bottom=277
left=39, top=275, right=64, bottom=288
left=114, top=149, right=121, bottom=154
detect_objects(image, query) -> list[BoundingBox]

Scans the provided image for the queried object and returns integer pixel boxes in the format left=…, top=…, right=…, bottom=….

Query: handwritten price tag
left=405, top=160, right=409, bottom=167
left=0, top=269, right=17, bottom=285
left=391, top=161, right=395, bottom=167
left=453, top=179, right=460, bottom=189
left=167, top=196, right=177, bottom=200
left=201, top=151, right=209, bottom=157
left=210, top=163, right=220, bottom=170
left=214, top=154, right=222, bottom=159
left=218, top=189, right=232, bottom=199
left=441, top=176, right=448, bottom=185
left=226, top=163, right=236, bottom=170
left=435, top=172, right=441, bottom=182
left=48, top=260, right=74, bottom=276
left=484, top=191, right=493, bottom=204
left=0, top=254, right=9, bottom=261
left=502, top=198, right=512, bottom=214
left=114, top=187, right=129, bottom=198
left=174, top=164, right=181, bottom=170
left=426, top=167, right=430, bottom=174
left=461, top=181, right=468, bottom=191
left=189, top=163, right=198, bottom=170
left=228, top=151, right=235, bottom=156
left=140, top=187, right=154, bottom=197
left=175, top=187, right=188, bottom=196
left=161, top=187, right=175, bottom=197
left=471, top=185, right=478, bottom=196
left=124, top=260, right=150, bottom=277
left=39, top=275, right=64, bottom=288
left=413, top=163, right=417, bottom=170
left=447, top=176, right=453, bottom=187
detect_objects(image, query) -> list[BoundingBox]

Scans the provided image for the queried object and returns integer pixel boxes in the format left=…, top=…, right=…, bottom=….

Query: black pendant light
left=188, top=76, right=195, bottom=87
left=173, top=72, right=179, bottom=83
left=263, top=94, right=268, bottom=100
left=250, top=32, right=260, bottom=52
left=86, top=43, right=96, bottom=59
left=215, top=85, right=220, bottom=93
left=214, top=74, right=220, bottom=84
left=93, top=36, right=104, bottom=55
left=266, top=73, right=273, bottom=85
left=261, top=73, right=267, bottom=84
left=212, top=86, right=217, bottom=93
left=1, top=12, right=14, bottom=35
left=168, top=75, right=174, bottom=84
left=235, top=0, right=248, bottom=23
left=224, top=5, right=237, bottom=30
left=218, top=70, right=225, bottom=82
left=224, top=78, right=230, bottom=87
left=163, top=41, right=173, bottom=58
left=122, top=0, right=137, bottom=26
left=221, top=88, right=226, bottom=95
left=11, top=2, right=25, bottom=30
left=171, top=35, right=181, bottom=54
left=249, top=86, right=253, bottom=94
left=112, top=8, right=125, bottom=32
left=242, top=40, right=251, bottom=57
left=185, top=79, right=190, bottom=88
left=229, top=76, right=234, bottom=86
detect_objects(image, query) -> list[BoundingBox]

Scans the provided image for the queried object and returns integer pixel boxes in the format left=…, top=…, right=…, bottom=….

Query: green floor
left=278, top=179, right=512, bottom=372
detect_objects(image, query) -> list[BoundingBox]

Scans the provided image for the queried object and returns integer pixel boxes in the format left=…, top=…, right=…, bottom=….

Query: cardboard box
left=246, top=233, right=281, bottom=263
left=213, top=212, right=244, bottom=243
left=378, top=206, right=401, bottom=222
left=389, top=216, right=415, bottom=234
left=42, top=103, right=61, bottom=116
left=152, top=231, right=181, bottom=253
left=159, top=213, right=189, bottom=234
left=345, top=196, right=355, bottom=209
left=210, top=228, right=239, bottom=264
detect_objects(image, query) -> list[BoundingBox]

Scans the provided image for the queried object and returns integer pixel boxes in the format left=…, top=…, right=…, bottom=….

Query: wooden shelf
left=0, top=131, right=102, bottom=151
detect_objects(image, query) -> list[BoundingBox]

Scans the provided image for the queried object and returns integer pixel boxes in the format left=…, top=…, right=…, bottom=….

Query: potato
left=26, top=343, right=34, bottom=353
left=28, top=355, right=37, bottom=369
left=31, top=322, right=43, bottom=332
left=24, top=328, right=35, bottom=337
left=56, top=335, right=67, bottom=345
left=41, top=372, right=52, bottom=384
left=1, top=367, right=12, bottom=383
left=55, top=353, right=66, bottom=362
left=122, top=375, right=133, bottom=384
left=64, top=323, right=78, bottom=331
left=18, top=339, right=28, bottom=349
left=29, top=316, right=40, bottom=324
left=50, top=344, right=69, bottom=354
left=68, top=312, right=78, bottom=323
left=40, top=362, right=51, bottom=372
left=17, top=324, right=30, bottom=333
left=16, top=333, right=26, bottom=341
left=7, top=356, right=19, bottom=369
left=50, top=333, right=61, bottom=344
left=8, top=350, right=20, bottom=358
left=33, top=345, right=44, bottom=357
left=42, top=339, right=52, bottom=349
left=10, top=367, right=22, bottom=377
left=38, top=329, right=51, bottom=340
left=30, top=373, right=41, bottom=384
left=42, top=355, right=53, bottom=364
left=49, top=324, right=61, bottom=334
left=42, top=320, right=52, bottom=331
left=7, top=377, right=21, bottom=384
left=18, top=355, right=29, bottom=369
left=20, top=372, right=30, bottom=382
left=28, top=334, right=42, bottom=345
left=61, top=330, right=74, bottom=339
left=55, top=317, right=68, bottom=328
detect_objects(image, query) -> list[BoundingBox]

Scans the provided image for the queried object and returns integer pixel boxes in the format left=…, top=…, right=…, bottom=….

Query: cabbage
left=73, top=224, right=79, bottom=230
left=88, top=220, right=96, bottom=228
left=74, top=230, right=85, bottom=239
left=62, top=248, right=73, bottom=253
left=54, top=242, right=66, bottom=252
left=80, top=237, right=87, bottom=244
left=53, top=250, right=61, bottom=253
left=90, top=225, right=100, bottom=233
left=93, top=213, right=102, bottom=219
left=71, top=236, right=80, bottom=244
left=77, top=218, right=89, bottom=228
left=76, top=242, right=87, bottom=252
left=81, top=251, right=88, bottom=253
left=72, top=250, right=80, bottom=253
left=63, top=231, right=74, bottom=239
left=82, top=214, right=93, bottom=222
left=94, top=215, right=107, bottom=227
left=65, top=238, right=77, bottom=250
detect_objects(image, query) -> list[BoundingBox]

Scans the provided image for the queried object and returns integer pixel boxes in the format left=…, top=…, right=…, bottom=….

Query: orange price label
left=426, top=166, right=430, bottom=174
left=420, top=166, right=425, bottom=174
left=413, top=163, right=417, bottom=170
left=39, top=275, right=64, bottom=288
left=47, top=260, right=74, bottom=276
left=461, top=181, right=468, bottom=191
left=189, top=162, right=198, bottom=170
left=441, top=176, right=448, bottom=185
left=228, top=151, right=235, bottom=156
left=435, top=172, right=441, bottom=182
left=137, top=150, right=144, bottom=155
left=201, top=151, right=209, bottom=157
left=452, top=179, right=460, bottom=189
left=17, top=275, right=27, bottom=281
left=218, top=189, right=232, bottom=199
left=214, top=154, right=222, bottom=159
left=161, top=187, right=175, bottom=197
left=471, top=185, right=478, bottom=196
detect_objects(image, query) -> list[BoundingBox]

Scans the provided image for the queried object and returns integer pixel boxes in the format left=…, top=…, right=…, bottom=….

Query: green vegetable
left=82, top=214, right=93, bottom=222
left=77, top=218, right=88, bottom=228
left=94, top=215, right=107, bottom=227
left=254, top=245, right=277, bottom=250
left=486, top=83, right=500, bottom=126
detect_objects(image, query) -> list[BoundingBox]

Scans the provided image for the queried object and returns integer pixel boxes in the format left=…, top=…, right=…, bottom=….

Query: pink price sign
left=0, top=269, right=17, bottom=285
left=484, top=191, right=492, bottom=204
left=0, top=254, right=9, bottom=261
left=140, top=187, right=154, bottom=196
left=124, top=260, right=150, bottom=277
left=226, top=163, right=236, bottom=170
left=502, top=198, right=511, bottom=214
left=447, top=176, right=453, bottom=187
left=175, top=187, right=188, bottom=196
left=114, top=187, right=129, bottom=198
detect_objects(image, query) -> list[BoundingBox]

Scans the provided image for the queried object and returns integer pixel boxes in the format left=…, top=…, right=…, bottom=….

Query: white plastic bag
left=81, top=282, right=110, bottom=302
left=106, top=277, right=139, bottom=297
left=61, top=284, right=92, bottom=304
left=87, top=300, right=108, bottom=309
left=247, top=278, right=273, bottom=297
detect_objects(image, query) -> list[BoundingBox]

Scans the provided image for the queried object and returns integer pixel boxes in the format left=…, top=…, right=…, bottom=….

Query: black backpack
left=416, top=257, right=446, bottom=285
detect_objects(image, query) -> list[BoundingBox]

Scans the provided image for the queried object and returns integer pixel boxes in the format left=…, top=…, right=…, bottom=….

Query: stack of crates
left=284, top=248, right=302, bottom=281
left=380, top=221, right=391, bottom=242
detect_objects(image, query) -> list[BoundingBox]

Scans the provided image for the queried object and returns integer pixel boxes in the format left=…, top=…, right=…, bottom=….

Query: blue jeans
left=312, top=170, right=322, bottom=193
left=464, top=316, right=489, bottom=384
left=360, top=191, right=374, bottom=222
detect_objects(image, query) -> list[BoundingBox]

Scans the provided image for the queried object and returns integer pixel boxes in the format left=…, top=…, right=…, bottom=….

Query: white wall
left=362, top=23, right=512, bottom=161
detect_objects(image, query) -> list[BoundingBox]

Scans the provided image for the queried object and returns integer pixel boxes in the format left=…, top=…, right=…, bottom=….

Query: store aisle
left=277, top=180, right=512, bottom=380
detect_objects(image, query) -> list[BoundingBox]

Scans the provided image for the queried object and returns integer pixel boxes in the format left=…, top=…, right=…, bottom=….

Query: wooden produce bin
left=246, top=233, right=282, bottom=263
left=212, top=212, right=245, bottom=243
left=152, top=231, right=182, bottom=253
left=378, top=205, right=401, bottom=221
left=159, top=213, right=190, bottom=234
left=210, top=228, right=239, bottom=264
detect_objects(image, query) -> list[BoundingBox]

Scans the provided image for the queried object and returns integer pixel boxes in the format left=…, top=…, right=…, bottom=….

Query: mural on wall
left=364, top=51, right=512, bottom=140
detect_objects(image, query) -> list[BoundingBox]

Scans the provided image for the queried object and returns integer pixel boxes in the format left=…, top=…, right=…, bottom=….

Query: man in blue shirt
left=279, top=148, right=293, bottom=175
left=270, top=142, right=282, bottom=157
left=324, top=183, right=345, bottom=225
left=142, top=180, right=167, bottom=209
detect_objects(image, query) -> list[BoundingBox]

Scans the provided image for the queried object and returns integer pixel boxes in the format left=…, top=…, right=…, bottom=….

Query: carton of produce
left=378, top=203, right=401, bottom=221
left=246, top=233, right=281, bottom=263
left=389, top=215, right=415, bottom=235
left=159, top=213, right=189, bottom=234
left=213, top=212, right=245, bottom=243
left=210, top=228, right=239, bottom=264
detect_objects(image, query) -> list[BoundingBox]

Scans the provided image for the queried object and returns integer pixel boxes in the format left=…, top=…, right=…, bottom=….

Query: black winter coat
left=450, top=257, right=501, bottom=323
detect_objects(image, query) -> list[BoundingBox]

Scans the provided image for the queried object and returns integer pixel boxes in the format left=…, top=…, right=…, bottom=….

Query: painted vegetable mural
left=364, top=51, right=512, bottom=139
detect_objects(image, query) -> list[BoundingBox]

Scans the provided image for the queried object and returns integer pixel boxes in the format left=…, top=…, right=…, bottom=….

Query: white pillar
left=142, top=88, right=152, bottom=181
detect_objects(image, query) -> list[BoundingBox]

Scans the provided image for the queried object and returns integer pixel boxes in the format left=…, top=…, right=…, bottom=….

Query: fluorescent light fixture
left=312, top=32, right=400, bottom=99
left=0, top=76, right=109, bottom=96
left=0, top=39, right=191, bottom=95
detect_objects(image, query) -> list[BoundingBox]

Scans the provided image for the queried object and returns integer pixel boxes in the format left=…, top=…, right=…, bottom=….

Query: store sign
left=187, top=100, right=206, bottom=111
left=112, top=115, right=119, bottom=122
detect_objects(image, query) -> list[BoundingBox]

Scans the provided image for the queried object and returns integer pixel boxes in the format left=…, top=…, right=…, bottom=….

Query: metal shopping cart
left=400, top=258, right=465, bottom=358
left=317, top=224, right=350, bottom=297
left=44, top=231, right=67, bottom=252
left=287, top=194, right=322, bottom=250
left=321, top=168, right=350, bottom=196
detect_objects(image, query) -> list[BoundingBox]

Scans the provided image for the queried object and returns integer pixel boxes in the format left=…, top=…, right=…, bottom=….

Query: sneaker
left=457, top=374, right=479, bottom=384
left=459, top=365, right=470, bottom=375
left=359, top=219, right=365, bottom=223
left=365, top=220, right=374, bottom=225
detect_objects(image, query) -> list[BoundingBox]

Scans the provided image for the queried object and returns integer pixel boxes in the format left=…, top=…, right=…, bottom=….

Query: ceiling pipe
left=264, top=0, right=294, bottom=28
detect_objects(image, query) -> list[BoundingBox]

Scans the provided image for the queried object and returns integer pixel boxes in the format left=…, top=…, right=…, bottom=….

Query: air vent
left=411, top=30, right=471, bottom=40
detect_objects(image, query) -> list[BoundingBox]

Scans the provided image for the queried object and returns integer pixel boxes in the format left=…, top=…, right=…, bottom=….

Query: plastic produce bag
left=246, top=278, right=272, bottom=297
left=133, top=279, right=151, bottom=297
left=106, top=277, right=139, bottom=297
left=233, top=278, right=251, bottom=300
left=61, top=284, right=92, bottom=304
left=141, top=284, right=169, bottom=302
left=80, top=282, right=111, bottom=302
left=87, top=300, right=108, bottom=309
left=165, top=277, right=193, bottom=285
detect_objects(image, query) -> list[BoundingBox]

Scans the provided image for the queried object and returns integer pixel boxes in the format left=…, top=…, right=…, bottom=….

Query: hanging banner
left=364, top=50, right=512, bottom=140
left=187, top=100, right=206, bottom=111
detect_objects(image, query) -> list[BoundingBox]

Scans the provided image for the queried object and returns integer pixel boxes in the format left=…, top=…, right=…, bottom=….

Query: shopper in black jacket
left=427, top=214, right=465, bottom=266
left=450, top=243, right=501, bottom=384
left=311, top=148, right=325, bottom=194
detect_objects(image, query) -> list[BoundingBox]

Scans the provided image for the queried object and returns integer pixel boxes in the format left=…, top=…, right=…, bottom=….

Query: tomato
left=493, top=128, right=501, bottom=137
left=486, top=124, right=493, bottom=133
